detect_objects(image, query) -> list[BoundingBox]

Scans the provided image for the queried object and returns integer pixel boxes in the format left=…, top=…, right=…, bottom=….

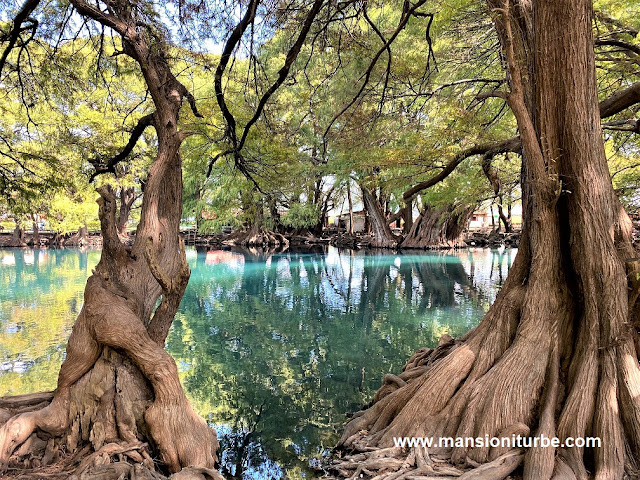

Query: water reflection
left=0, top=248, right=100, bottom=394
left=167, top=246, right=513, bottom=478
left=0, top=246, right=513, bottom=479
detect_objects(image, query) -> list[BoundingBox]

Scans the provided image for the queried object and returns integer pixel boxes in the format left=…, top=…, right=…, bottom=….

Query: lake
left=0, top=246, right=514, bottom=479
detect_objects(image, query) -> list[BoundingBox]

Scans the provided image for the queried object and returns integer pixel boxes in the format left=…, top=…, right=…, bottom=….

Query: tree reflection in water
left=167, top=246, right=513, bottom=478
left=0, top=246, right=512, bottom=478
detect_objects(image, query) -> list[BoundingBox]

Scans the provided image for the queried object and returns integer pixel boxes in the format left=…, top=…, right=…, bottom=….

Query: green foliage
left=0, top=34, right=154, bottom=233
left=46, top=188, right=101, bottom=234
left=281, top=203, right=320, bottom=229
left=1, top=0, right=639, bottom=233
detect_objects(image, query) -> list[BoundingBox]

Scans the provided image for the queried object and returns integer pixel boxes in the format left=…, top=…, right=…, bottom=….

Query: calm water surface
left=0, top=246, right=514, bottom=479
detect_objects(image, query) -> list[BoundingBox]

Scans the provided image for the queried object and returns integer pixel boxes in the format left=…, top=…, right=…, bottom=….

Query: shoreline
left=0, top=230, right=522, bottom=250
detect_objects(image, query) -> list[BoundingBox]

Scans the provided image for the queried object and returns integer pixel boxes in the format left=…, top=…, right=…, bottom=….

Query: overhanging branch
left=214, top=0, right=260, bottom=148
left=237, top=0, right=325, bottom=151
left=0, top=0, right=40, bottom=76
left=603, top=119, right=640, bottom=134
left=322, top=0, right=431, bottom=142
left=595, top=39, right=640, bottom=57
left=400, top=78, right=640, bottom=204
left=600, top=81, right=640, bottom=119
left=402, top=136, right=521, bottom=202
left=89, top=113, right=155, bottom=181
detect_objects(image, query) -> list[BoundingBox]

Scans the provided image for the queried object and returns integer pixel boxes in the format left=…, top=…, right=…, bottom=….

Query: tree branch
left=595, top=39, right=640, bottom=56
left=0, top=0, right=40, bottom=76
left=67, top=0, right=129, bottom=38
left=237, top=0, right=325, bottom=151
left=417, top=79, right=640, bottom=205
left=213, top=0, right=326, bottom=187
left=89, top=113, right=155, bottom=181
left=322, top=0, right=431, bottom=142
left=362, top=3, right=392, bottom=114
left=180, top=86, right=204, bottom=118
left=214, top=0, right=260, bottom=148
left=402, top=136, right=521, bottom=202
left=603, top=119, right=640, bottom=134
left=476, top=90, right=509, bottom=101
left=599, top=81, right=640, bottom=119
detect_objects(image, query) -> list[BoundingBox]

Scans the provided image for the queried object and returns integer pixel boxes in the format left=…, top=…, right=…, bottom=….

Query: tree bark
left=64, top=225, right=88, bottom=247
left=30, top=216, right=40, bottom=247
left=401, top=203, right=413, bottom=234
left=400, top=204, right=472, bottom=249
left=116, top=186, right=136, bottom=239
left=224, top=205, right=289, bottom=249
left=334, top=1, right=640, bottom=479
left=347, top=181, right=354, bottom=235
left=361, top=185, right=398, bottom=248
left=320, top=185, right=334, bottom=234
left=309, top=185, right=334, bottom=236
left=9, top=222, right=26, bottom=247
left=0, top=2, right=220, bottom=478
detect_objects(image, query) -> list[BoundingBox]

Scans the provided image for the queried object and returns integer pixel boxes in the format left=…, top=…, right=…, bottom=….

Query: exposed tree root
left=329, top=446, right=522, bottom=480
left=223, top=224, right=289, bottom=249
left=400, top=205, right=472, bottom=249
left=0, top=445, right=223, bottom=480
left=0, top=391, right=221, bottom=480
left=330, top=233, right=640, bottom=479
left=65, top=227, right=90, bottom=247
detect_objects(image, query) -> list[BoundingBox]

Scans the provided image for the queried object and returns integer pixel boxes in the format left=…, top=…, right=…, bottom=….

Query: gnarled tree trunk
left=334, top=1, right=640, bottom=479
left=400, top=204, right=472, bottom=249
left=361, top=185, right=398, bottom=248
left=9, top=223, right=26, bottom=247
left=30, top=216, right=40, bottom=247
left=0, top=2, right=220, bottom=479
left=64, top=225, right=88, bottom=247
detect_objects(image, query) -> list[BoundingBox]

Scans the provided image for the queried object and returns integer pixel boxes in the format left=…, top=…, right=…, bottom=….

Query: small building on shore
left=333, top=210, right=367, bottom=233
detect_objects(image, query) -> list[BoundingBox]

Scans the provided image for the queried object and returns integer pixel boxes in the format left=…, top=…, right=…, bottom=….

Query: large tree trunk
left=0, top=3, right=220, bottom=479
left=64, top=225, right=88, bottom=247
left=347, top=181, right=354, bottom=235
left=8, top=222, right=26, bottom=247
left=30, top=216, right=40, bottom=247
left=334, top=1, right=640, bottom=479
left=401, top=203, right=413, bottom=234
left=400, top=204, right=472, bottom=249
left=361, top=185, right=398, bottom=248
left=309, top=185, right=334, bottom=236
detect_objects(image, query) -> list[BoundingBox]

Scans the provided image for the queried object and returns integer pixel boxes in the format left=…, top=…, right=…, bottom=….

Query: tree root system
left=223, top=225, right=289, bottom=249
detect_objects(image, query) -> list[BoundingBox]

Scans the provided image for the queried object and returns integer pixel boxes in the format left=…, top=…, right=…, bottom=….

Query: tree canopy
left=1, top=0, right=640, bottom=478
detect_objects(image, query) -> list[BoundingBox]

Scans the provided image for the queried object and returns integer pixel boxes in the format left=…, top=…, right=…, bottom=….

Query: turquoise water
left=0, top=246, right=514, bottom=478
